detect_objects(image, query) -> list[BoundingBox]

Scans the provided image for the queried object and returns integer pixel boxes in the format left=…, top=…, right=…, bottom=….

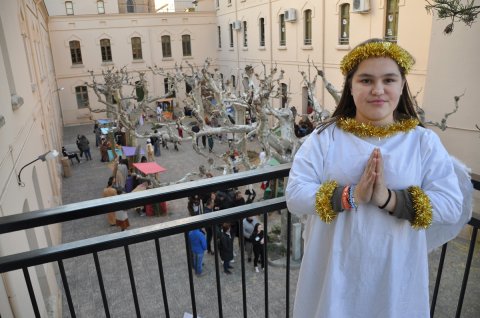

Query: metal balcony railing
left=0, top=165, right=478, bottom=318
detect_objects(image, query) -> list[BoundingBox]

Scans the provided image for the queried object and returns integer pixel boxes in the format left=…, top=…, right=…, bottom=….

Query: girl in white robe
left=286, top=39, right=469, bottom=318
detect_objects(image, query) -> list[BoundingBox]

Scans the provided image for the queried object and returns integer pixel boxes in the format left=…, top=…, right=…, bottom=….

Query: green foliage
left=425, top=0, right=480, bottom=34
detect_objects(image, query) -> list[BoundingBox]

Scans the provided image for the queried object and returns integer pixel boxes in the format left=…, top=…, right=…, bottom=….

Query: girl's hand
left=354, top=148, right=378, bottom=204
left=371, top=149, right=389, bottom=206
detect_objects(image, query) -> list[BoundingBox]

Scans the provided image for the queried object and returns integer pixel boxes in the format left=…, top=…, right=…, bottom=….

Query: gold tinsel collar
left=337, top=117, right=419, bottom=138
left=340, top=41, right=415, bottom=76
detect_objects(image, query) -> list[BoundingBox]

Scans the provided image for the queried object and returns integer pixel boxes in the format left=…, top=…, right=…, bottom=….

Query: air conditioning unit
left=232, top=20, right=241, bottom=30
left=284, top=8, right=297, bottom=22
left=352, top=0, right=370, bottom=13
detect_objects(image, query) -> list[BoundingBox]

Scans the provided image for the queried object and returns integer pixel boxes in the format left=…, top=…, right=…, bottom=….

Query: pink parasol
left=133, top=162, right=167, bottom=175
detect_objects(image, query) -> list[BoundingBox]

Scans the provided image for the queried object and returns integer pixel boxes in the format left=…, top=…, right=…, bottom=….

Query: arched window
left=69, top=40, right=82, bottom=64
left=339, top=4, right=350, bottom=45
left=182, top=34, right=192, bottom=57
left=259, top=18, right=265, bottom=47
left=97, top=1, right=105, bottom=14
left=100, top=39, right=112, bottom=62
left=127, top=0, right=135, bottom=13
left=161, top=35, right=172, bottom=58
left=385, top=0, right=399, bottom=42
left=131, top=37, right=143, bottom=60
left=75, top=86, right=89, bottom=108
left=304, top=10, right=312, bottom=45
left=279, top=14, right=286, bottom=46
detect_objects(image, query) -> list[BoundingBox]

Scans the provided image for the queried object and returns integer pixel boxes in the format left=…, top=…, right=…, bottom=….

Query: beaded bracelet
left=348, top=185, right=358, bottom=210
left=342, top=186, right=352, bottom=210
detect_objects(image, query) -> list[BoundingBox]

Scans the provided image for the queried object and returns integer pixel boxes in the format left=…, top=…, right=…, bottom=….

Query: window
left=339, top=4, right=350, bottom=45
left=231, top=75, right=236, bottom=88
left=218, top=26, right=222, bottom=48
left=385, top=0, right=399, bottom=42
left=279, top=14, right=286, bottom=46
left=281, top=83, right=288, bottom=108
left=164, top=78, right=176, bottom=97
left=65, top=1, right=74, bottom=15
left=259, top=18, right=265, bottom=47
left=100, top=39, right=112, bottom=62
left=131, top=37, right=143, bottom=60
left=182, top=34, right=192, bottom=57
left=229, top=23, right=234, bottom=48
left=304, top=10, right=312, bottom=45
left=75, top=86, right=89, bottom=108
left=243, top=21, right=248, bottom=47
left=186, top=81, right=192, bottom=94
left=135, top=81, right=144, bottom=101
left=69, top=40, right=82, bottom=64
left=161, top=35, right=172, bottom=58
left=97, top=1, right=105, bottom=14
left=127, top=0, right=135, bottom=13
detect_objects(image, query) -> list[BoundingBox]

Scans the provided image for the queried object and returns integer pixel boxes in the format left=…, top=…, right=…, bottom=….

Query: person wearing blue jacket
left=188, top=229, right=207, bottom=276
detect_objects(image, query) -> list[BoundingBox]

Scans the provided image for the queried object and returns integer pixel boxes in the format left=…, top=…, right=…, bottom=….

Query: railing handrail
left=0, top=197, right=286, bottom=274
left=0, top=163, right=291, bottom=235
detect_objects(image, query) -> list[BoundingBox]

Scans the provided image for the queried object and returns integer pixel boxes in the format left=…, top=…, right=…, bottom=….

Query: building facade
left=0, top=1, right=64, bottom=317
left=0, top=1, right=478, bottom=317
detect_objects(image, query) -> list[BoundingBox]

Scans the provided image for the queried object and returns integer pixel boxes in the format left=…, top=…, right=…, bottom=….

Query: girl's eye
left=385, top=78, right=396, bottom=83
left=360, top=79, right=371, bottom=84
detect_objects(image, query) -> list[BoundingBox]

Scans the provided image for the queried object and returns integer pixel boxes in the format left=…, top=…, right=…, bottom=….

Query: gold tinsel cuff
left=340, top=41, right=415, bottom=76
left=408, top=186, right=433, bottom=229
left=315, top=180, right=338, bottom=224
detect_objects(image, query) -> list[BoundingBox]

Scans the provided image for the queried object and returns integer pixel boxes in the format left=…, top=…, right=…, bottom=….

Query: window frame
left=259, top=17, right=265, bottom=47
left=339, top=4, right=350, bottom=45
left=75, top=86, right=89, bottom=109
left=182, top=34, right=192, bottom=57
left=304, top=10, right=312, bottom=45
left=384, top=0, right=399, bottom=43
left=100, top=39, right=112, bottom=62
left=97, top=1, right=105, bottom=14
left=65, top=1, right=74, bottom=15
left=279, top=14, right=286, bottom=46
left=161, top=35, right=172, bottom=58
left=229, top=23, right=234, bottom=48
left=127, top=0, right=135, bottom=13
left=131, top=37, right=143, bottom=60
left=69, top=40, right=83, bottom=65
left=243, top=21, right=248, bottom=47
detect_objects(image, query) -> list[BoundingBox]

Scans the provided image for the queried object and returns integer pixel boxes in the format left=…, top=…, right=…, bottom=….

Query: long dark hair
left=317, top=39, right=423, bottom=134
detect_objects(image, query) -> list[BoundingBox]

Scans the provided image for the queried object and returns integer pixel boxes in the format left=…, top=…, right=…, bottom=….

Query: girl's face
left=258, top=224, right=263, bottom=232
left=350, top=57, right=405, bottom=126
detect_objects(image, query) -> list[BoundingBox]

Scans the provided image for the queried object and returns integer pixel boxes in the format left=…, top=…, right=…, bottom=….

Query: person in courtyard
left=103, top=176, right=118, bottom=226
left=251, top=222, right=265, bottom=272
left=100, top=137, right=110, bottom=162
left=188, top=228, right=207, bottom=277
left=62, top=146, right=80, bottom=164
left=146, top=139, right=154, bottom=162
left=286, top=39, right=467, bottom=317
left=202, top=197, right=219, bottom=255
left=219, top=223, right=234, bottom=274
left=94, top=123, right=102, bottom=147
left=115, top=187, right=130, bottom=231
left=242, top=215, right=258, bottom=263
left=78, top=135, right=92, bottom=161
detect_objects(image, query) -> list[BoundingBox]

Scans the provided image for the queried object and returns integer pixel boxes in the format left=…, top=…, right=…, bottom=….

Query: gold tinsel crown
left=340, top=41, right=415, bottom=76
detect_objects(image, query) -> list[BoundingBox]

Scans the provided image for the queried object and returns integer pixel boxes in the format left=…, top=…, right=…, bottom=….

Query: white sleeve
left=286, top=128, right=330, bottom=216
left=420, top=129, right=463, bottom=225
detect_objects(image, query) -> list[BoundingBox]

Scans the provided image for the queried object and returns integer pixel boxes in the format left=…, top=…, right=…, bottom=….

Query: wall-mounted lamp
left=56, top=87, right=65, bottom=92
left=17, top=150, right=59, bottom=187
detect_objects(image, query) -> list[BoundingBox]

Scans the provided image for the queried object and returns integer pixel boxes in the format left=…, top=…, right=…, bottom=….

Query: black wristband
left=378, top=189, right=392, bottom=210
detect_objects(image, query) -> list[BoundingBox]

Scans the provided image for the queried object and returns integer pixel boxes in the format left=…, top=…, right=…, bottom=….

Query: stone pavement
left=61, top=122, right=297, bottom=318
left=60, top=123, right=479, bottom=318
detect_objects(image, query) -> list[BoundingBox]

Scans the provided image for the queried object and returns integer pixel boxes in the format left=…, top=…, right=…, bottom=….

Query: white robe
left=286, top=124, right=464, bottom=318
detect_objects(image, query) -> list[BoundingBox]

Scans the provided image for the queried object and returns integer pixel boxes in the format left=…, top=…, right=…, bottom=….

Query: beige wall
left=423, top=17, right=480, bottom=174
left=0, top=0, right=63, bottom=317
left=49, top=11, right=217, bottom=125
